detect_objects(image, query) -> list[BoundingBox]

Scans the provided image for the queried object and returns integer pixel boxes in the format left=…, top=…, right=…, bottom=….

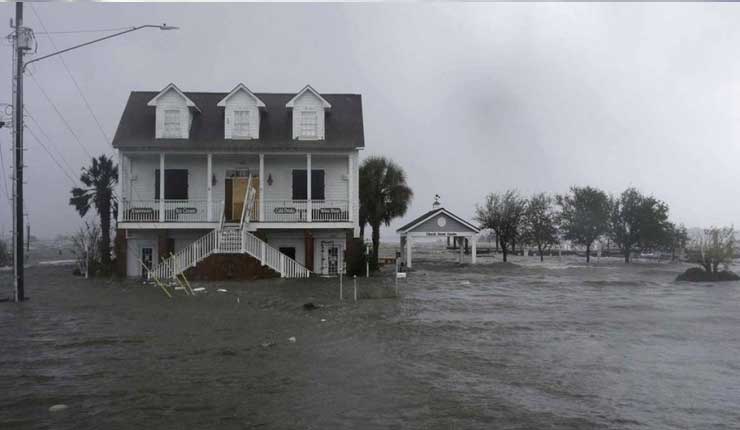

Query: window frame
left=232, top=109, right=251, bottom=138
left=163, top=109, right=181, bottom=138
left=300, top=110, right=318, bottom=139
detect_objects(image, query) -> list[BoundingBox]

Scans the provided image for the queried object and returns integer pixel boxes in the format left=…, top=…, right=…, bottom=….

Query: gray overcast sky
left=1, top=2, right=739, bottom=239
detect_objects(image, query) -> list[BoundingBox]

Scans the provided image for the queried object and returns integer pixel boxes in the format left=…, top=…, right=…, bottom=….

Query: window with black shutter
left=155, top=169, right=189, bottom=200
left=292, top=169, right=324, bottom=200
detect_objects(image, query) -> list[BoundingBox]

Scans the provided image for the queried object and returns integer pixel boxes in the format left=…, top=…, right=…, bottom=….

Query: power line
left=29, top=4, right=112, bottom=146
left=28, top=72, right=94, bottom=159
left=24, top=106, right=79, bottom=180
left=25, top=126, right=79, bottom=187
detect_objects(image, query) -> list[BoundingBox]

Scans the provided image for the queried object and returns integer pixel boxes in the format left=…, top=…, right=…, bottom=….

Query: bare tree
left=475, top=190, right=527, bottom=262
left=689, top=226, right=735, bottom=274
left=522, top=193, right=558, bottom=262
left=71, top=221, right=101, bottom=277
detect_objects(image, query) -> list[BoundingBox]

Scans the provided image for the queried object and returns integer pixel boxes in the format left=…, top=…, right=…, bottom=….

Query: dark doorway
left=141, top=247, right=153, bottom=278
left=279, top=247, right=296, bottom=260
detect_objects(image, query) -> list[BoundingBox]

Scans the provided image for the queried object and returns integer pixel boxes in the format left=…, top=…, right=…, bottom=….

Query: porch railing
left=121, top=199, right=223, bottom=223
left=121, top=198, right=350, bottom=223
left=260, top=199, right=350, bottom=222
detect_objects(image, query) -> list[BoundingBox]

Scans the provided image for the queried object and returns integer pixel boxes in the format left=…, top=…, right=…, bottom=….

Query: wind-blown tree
left=609, top=188, right=671, bottom=263
left=69, top=155, right=118, bottom=272
left=522, top=193, right=559, bottom=262
left=359, top=156, right=413, bottom=270
left=689, top=226, right=736, bottom=274
left=557, top=186, right=610, bottom=263
left=475, top=190, right=527, bottom=263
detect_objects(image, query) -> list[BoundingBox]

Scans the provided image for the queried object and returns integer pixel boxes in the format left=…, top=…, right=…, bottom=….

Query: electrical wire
left=24, top=107, right=79, bottom=179
left=29, top=4, right=112, bottom=146
left=28, top=73, right=94, bottom=159
left=25, top=126, right=79, bottom=187
left=32, top=27, right=133, bottom=35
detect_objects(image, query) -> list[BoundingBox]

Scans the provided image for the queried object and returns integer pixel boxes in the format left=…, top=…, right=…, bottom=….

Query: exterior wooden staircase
left=148, top=176, right=311, bottom=280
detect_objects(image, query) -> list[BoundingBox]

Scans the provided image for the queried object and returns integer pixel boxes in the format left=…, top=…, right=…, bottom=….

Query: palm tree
left=70, top=155, right=118, bottom=271
left=359, top=156, right=413, bottom=270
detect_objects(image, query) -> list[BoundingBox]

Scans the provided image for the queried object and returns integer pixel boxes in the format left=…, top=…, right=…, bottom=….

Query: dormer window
left=147, top=83, right=200, bottom=140
left=217, top=84, right=266, bottom=140
left=300, top=111, right=318, bottom=138
left=233, top=110, right=251, bottom=138
left=286, top=85, right=332, bottom=141
left=163, top=109, right=181, bottom=138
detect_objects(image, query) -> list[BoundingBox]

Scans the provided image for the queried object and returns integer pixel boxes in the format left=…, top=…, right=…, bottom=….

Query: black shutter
left=166, top=170, right=189, bottom=200
left=155, top=169, right=160, bottom=200
left=292, top=170, right=307, bottom=200
left=155, top=169, right=189, bottom=200
left=311, top=170, right=325, bottom=200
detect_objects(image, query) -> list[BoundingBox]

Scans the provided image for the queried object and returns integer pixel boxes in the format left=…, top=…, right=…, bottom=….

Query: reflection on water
left=1, top=245, right=739, bottom=429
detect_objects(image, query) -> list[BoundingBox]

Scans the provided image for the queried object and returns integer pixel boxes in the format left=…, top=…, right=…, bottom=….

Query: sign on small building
left=396, top=199, right=480, bottom=269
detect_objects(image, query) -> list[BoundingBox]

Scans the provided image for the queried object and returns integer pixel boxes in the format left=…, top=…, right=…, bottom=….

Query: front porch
left=118, top=152, right=356, bottom=225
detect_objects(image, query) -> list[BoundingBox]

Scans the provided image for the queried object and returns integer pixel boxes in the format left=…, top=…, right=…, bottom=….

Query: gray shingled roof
left=112, top=91, right=364, bottom=151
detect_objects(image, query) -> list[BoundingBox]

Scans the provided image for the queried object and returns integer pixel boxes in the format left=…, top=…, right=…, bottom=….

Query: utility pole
left=13, top=2, right=26, bottom=302
left=25, top=214, right=30, bottom=253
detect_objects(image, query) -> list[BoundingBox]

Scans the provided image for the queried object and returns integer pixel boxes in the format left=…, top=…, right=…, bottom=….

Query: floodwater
left=1, top=245, right=740, bottom=429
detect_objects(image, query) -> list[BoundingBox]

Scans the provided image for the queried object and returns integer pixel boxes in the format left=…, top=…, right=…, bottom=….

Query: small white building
left=396, top=200, right=480, bottom=268
left=113, top=83, right=363, bottom=279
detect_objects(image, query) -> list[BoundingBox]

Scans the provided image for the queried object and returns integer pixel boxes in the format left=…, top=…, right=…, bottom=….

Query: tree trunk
left=624, top=246, right=630, bottom=263
left=495, top=236, right=500, bottom=252
left=511, top=238, right=516, bottom=255
left=359, top=223, right=365, bottom=240
left=538, top=244, right=544, bottom=262
left=370, top=222, right=381, bottom=271
left=586, top=245, right=591, bottom=263
left=501, top=243, right=508, bottom=262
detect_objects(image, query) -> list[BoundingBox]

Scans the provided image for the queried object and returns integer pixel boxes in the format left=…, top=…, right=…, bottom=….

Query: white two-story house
left=112, top=83, right=363, bottom=279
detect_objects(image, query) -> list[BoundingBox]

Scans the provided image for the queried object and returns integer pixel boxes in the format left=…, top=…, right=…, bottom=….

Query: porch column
left=347, top=153, right=353, bottom=221
left=406, top=235, right=413, bottom=269
left=206, top=153, right=213, bottom=222
left=471, top=235, right=477, bottom=264
left=117, top=150, right=124, bottom=223
left=458, top=237, right=464, bottom=263
left=259, top=153, right=265, bottom=222
left=306, top=153, right=312, bottom=222
left=159, top=153, right=165, bottom=222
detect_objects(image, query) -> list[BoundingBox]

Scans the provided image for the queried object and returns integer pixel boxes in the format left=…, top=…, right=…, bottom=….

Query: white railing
left=260, top=199, right=350, bottom=222
left=312, top=200, right=351, bottom=222
left=122, top=199, right=223, bottom=223
left=241, top=229, right=310, bottom=278
left=148, top=225, right=311, bottom=281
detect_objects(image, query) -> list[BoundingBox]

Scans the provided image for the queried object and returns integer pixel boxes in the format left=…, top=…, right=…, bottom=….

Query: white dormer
left=286, top=85, right=331, bottom=140
left=217, top=83, right=266, bottom=140
left=147, top=83, right=200, bottom=139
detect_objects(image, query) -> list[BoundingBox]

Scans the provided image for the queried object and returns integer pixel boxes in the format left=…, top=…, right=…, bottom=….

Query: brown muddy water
left=1, top=245, right=740, bottom=429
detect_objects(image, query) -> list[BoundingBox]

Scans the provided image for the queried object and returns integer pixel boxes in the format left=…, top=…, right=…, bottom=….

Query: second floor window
left=163, top=109, right=181, bottom=138
left=300, top=111, right=318, bottom=138
left=233, top=110, right=250, bottom=138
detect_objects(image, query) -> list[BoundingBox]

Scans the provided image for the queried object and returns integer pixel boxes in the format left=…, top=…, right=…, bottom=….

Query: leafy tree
left=475, top=190, right=527, bottom=262
left=609, top=188, right=670, bottom=263
left=557, top=186, right=610, bottom=263
left=688, top=226, right=735, bottom=274
left=359, top=156, right=413, bottom=270
left=69, top=155, right=118, bottom=272
left=665, top=222, right=689, bottom=261
left=522, top=193, right=558, bottom=262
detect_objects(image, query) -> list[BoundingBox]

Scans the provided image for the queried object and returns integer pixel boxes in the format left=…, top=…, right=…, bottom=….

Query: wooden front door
left=230, top=177, right=248, bottom=223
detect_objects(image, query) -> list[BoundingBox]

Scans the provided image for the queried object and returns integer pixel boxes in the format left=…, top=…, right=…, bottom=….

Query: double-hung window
left=300, top=111, right=318, bottom=139
left=163, top=109, right=181, bottom=138
left=233, top=110, right=250, bottom=138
